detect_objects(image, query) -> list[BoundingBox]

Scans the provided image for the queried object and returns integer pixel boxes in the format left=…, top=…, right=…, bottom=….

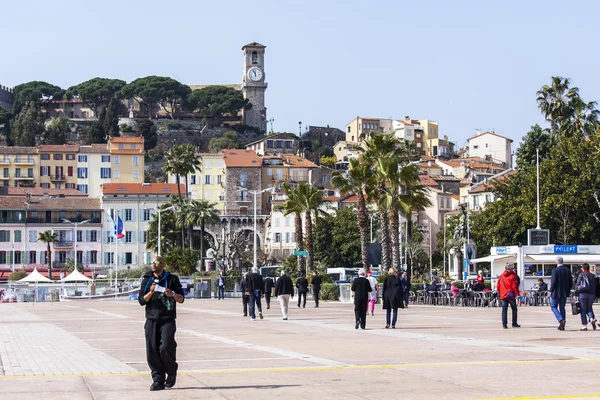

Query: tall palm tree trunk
left=200, top=218, right=205, bottom=271
left=389, top=206, right=400, bottom=271
left=356, top=192, right=370, bottom=272
left=406, top=214, right=414, bottom=279
left=305, top=212, right=314, bottom=272
left=295, top=213, right=304, bottom=274
left=47, top=243, right=52, bottom=280
left=379, top=208, right=391, bottom=271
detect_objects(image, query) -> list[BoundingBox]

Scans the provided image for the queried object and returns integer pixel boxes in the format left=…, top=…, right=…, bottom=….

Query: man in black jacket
left=351, top=270, right=372, bottom=329
left=240, top=273, right=249, bottom=317
left=138, top=256, right=185, bottom=391
left=264, top=276, right=274, bottom=309
left=275, top=270, right=294, bottom=320
left=296, top=274, right=309, bottom=308
left=246, top=266, right=264, bottom=320
left=550, top=256, right=573, bottom=331
left=311, top=271, right=322, bottom=308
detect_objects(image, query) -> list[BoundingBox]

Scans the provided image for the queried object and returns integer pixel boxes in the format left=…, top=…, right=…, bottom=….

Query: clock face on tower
left=248, top=67, right=263, bottom=82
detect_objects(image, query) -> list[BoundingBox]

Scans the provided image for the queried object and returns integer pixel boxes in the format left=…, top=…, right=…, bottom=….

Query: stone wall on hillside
left=0, top=85, right=14, bottom=110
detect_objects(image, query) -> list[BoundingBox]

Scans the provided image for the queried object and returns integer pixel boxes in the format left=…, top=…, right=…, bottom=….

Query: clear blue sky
left=2, top=0, right=599, bottom=149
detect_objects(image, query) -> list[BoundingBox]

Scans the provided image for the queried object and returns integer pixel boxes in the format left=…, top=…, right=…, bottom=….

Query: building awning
left=470, top=255, right=515, bottom=264
left=528, top=255, right=600, bottom=263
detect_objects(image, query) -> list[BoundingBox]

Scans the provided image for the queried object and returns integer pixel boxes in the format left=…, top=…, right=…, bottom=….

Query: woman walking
left=575, top=264, right=598, bottom=331
left=382, top=268, right=404, bottom=329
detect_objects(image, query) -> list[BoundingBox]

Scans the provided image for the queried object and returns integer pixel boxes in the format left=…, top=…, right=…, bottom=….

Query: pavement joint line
left=478, top=395, right=600, bottom=400
left=1, top=358, right=599, bottom=379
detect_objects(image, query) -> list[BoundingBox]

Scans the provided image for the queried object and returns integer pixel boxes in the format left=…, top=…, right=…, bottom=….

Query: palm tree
left=332, top=158, right=374, bottom=272
left=38, top=230, right=58, bottom=280
left=163, top=145, right=189, bottom=197
left=297, top=182, right=327, bottom=272
left=275, top=183, right=305, bottom=274
left=182, top=199, right=220, bottom=270
left=536, top=76, right=580, bottom=134
left=180, top=144, right=201, bottom=198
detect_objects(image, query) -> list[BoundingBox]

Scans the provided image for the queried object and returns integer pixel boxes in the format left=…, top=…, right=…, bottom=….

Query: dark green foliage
left=12, top=81, right=64, bottom=113
left=119, top=124, right=133, bottom=133
left=42, top=117, right=70, bottom=145
left=103, top=98, right=120, bottom=138
left=187, top=86, right=250, bottom=123
left=10, top=101, right=45, bottom=146
left=138, top=119, right=158, bottom=150
left=516, top=124, right=555, bottom=169
left=121, top=76, right=191, bottom=119
left=8, top=271, right=27, bottom=281
left=164, top=247, right=199, bottom=276
left=316, top=146, right=333, bottom=159
left=313, top=207, right=362, bottom=269
left=0, top=106, right=13, bottom=144
left=85, top=108, right=107, bottom=144
left=66, top=77, right=126, bottom=115
left=319, top=283, right=340, bottom=301
left=208, top=131, right=241, bottom=152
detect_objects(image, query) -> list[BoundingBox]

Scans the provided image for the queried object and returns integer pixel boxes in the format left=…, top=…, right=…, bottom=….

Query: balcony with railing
left=50, top=175, right=66, bottom=182
left=14, top=157, right=35, bottom=165
left=0, top=157, right=9, bottom=165
left=54, top=240, right=74, bottom=248
left=14, top=173, right=34, bottom=180
left=26, top=215, right=102, bottom=225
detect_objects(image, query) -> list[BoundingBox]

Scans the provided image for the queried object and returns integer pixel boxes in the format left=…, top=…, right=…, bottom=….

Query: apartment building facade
left=467, top=131, right=513, bottom=168
left=245, top=133, right=298, bottom=156
left=0, top=146, right=38, bottom=188
left=345, top=117, right=393, bottom=143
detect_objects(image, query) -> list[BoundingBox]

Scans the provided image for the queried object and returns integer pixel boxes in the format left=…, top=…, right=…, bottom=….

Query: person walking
left=246, top=266, right=264, bottom=321
left=217, top=272, right=225, bottom=300
left=351, top=270, right=372, bottom=329
left=382, top=268, right=404, bottom=329
left=275, top=270, right=294, bottom=320
left=240, top=273, right=249, bottom=317
left=264, top=276, right=274, bottom=309
left=296, top=273, right=309, bottom=308
left=311, top=271, right=322, bottom=308
left=497, top=265, right=520, bottom=329
left=138, top=256, right=185, bottom=391
left=400, top=271, right=410, bottom=308
left=550, top=256, right=573, bottom=331
left=366, top=270, right=378, bottom=316
left=575, top=264, right=598, bottom=331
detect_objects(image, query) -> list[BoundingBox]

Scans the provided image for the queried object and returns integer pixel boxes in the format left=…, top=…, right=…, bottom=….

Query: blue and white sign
left=496, top=246, right=508, bottom=255
left=554, top=245, right=578, bottom=254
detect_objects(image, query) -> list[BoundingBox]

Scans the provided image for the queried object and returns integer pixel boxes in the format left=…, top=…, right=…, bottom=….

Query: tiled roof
left=470, top=162, right=505, bottom=170
left=37, top=145, right=79, bottom=152
left=0, top=187, right=87, bottom=197
left=78, top=144, right=109, bottom=154
left=323, top=195, right=341, bottom=202
left=110, top=137, right=144, bottom=143
left=0, top=196, right=101, bottom=210
left=466, top=131, right=514, bottom=143
left=246, top=133, right=298, bottom=147
left=196, top=153, right=224, bottom=157
left=285, top=155, right=317, bottom=168
left=0, top=146, right=37, bottom=154
left=419, top=175, right=439, bottom=187
left=102, top=183, right=185, bottom=195
left=469, top=169, right=516, bottom=194
left=111, top=149, right=145, bottom=155
left=222, top=149, right=261, bottom=167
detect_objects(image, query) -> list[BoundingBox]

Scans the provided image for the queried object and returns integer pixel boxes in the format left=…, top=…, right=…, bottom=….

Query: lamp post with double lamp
left=237, top=186, right=274, bottom=268
left=62, top=219, right=91, bottom=275
left=158, top=205, right=177, bottom=257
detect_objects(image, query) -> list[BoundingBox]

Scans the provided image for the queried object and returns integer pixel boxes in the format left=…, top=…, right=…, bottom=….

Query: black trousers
left=313, top=289, right=320, bottom=307
left=218, top=286, right=224, bottom=299
left=249, top=292, right=262, bottom=319
left=355, top=302, right=368, bottom=329
left=298, top=291, right=307, bottom=307
left=265, top=293, right=271, bottom=308
left=144, top=319, right=177, bottom=384
left=501, top=298, right=518, bottom=327
left=242, top=295, right=249, bottom=316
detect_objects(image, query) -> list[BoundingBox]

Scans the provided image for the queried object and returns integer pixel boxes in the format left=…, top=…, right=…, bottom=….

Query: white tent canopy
left=470, top=255, right=516, bottom=264
left=60, top=269, right=92, bottom=282
left=18, top=268, right=52, bottom=283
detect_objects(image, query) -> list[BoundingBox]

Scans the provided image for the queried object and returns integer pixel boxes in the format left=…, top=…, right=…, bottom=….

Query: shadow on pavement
left=171, top=384, right=302, bottom=391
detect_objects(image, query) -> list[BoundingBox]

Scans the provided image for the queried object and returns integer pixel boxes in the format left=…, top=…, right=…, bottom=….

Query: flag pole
left=115, top=212, right=119, bottom=291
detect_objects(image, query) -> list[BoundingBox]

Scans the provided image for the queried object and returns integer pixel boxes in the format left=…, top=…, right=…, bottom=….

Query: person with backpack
left=496, top=264, right=520, bottom=329
left=575, top=264, right=598, bottom=331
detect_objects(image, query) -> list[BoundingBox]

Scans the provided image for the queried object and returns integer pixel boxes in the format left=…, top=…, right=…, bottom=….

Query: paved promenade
left=1, top=299, right=600, bottom=399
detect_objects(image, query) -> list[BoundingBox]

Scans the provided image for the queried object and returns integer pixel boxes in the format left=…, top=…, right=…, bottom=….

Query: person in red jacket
left=497, top=265, right=521, bottom=329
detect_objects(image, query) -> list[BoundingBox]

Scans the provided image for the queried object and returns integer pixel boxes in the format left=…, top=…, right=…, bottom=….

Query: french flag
left=113, top=216, right=125, bottom=239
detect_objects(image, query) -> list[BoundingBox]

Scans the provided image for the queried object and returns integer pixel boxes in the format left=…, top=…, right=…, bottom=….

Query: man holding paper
left=138, top=256, right=185, bottom=391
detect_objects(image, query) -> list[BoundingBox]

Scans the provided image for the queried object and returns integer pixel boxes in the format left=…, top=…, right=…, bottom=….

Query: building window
left=114, top=155, right=120, bottom=165
left=274, top=218, right=280, bottom=227
left=40, top=166, right=49, bottom=176
left=66, top=154, right=75, bottom=160
left=0, top=230, right=9, bottom=242
left=267, top=168, right=272, bottom=176
left=78, top=155, right=88, bottom=162
left=133, top=156, right=139, bottom=166
left=204, top=192, right=211, bottom=201
left=101, top=155, right=110, bottom=162
left=113, top=169, right=120, bottom=179
left=29, top=251, right=36, bottom=264
left=14, top=251, right=21, bottom=264
left=66, top=183, right=75, bottom=189
left=41, top=154, right=50, bottom=160
left=285, top=232, right=290, bottom=243
left=485, top=143, right=488, bottom=148
left=100, top=168, right=111, bottom=179
left=0, top=252, right=6, bottom=264
left=204, top=175, right=212, bottom=184
left=275, top=140, right=283, bottom=148
left=90, top=251, right=97, bottom=264
left=140, top=231, right=147, bottom=244
left=240, top=173, right=248, bottom=187
left=77, top=168, right=88, bottom=178
left=347, top=126, right=351, bottom=133
left=266, top=140, right=274, bottom=148
left=217, top=175, right=222, bottom=184
left=130, top=144, right=136, bottom=149
left=190, top=175, right=196, bottom=184
left=55, top=183, right=61, bottom=189
left=286, top=141, right=293, bottom=148
left=125, top=209, right=133, bottom=221
left=89, top=230, right=98, bottom=242
left=41, top=183, right=50, bottom=189
left=252, top=50, right=258, bottom=64
left=125, top=252, right=133, bottom=264
left=14, top=230, right=21, bottom=242
left=133, top=169, right=139, bottom=180
left=473, top=145, right=479, bottom=149
left=54, top=154, right=62, bottom=160
left=76, top=184, right=88, bottom=194
left=125, top=231, right=132, bottom=243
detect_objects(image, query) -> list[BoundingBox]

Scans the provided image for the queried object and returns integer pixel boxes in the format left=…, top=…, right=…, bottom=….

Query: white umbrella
left=60, top=269, right=92, bottom=283
left=18, top=267, right=52, bottom=283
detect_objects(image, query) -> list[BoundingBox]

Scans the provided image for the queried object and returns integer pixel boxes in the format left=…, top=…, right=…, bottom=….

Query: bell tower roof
left=242, top=42, right=266, bottom=50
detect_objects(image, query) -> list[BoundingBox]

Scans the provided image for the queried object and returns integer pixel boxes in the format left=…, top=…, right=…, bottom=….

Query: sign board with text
left=528, top=229, right=550, bottom=246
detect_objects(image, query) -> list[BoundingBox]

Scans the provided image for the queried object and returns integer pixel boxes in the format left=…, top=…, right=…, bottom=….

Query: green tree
left=12, top=81, right=64, bottom=114
left=163, top=145, right=193, bottom=197
left=121, top=76, right=191, bottom=119
left=66, top=77, right=126, bottom=116
left=515, top=124, right=554, bottom=169
left=319, top=155, right=337, bottom=167
left=38, top=230, right=58, bottom=280
left=0, top=106, right=13, bottom=144
left=43, top=117, right=70, bottom=145
left=187, top=86, right=250, bottom=125
left=313, top=207, right=361, bottom=269
left=177, top=199, right=219, bottom=266
left=275, top=183, right=305, bottom=274
left=164, top=247, right=199, bottom=276
left=85, top=108, right=107, bottom=144
left=11, top=101, right=45, bottom=146
left=297, top=182, right=327, bottom=272
left=332, top=158, right=373, bottom=271
left=103, top=97, right=121, bottom=138
left=146, top=204, right=181, bottom=255
left=208, top=131, right=242, bottom=152
left=138, top=119, right=157, bottom=150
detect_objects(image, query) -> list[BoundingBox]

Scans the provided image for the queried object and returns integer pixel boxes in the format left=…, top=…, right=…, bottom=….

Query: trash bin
left=338, top=283, right=352, bottom=303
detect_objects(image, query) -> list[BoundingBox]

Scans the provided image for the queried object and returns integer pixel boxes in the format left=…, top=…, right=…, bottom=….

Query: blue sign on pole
left=554, top=245, right=577, bottom=254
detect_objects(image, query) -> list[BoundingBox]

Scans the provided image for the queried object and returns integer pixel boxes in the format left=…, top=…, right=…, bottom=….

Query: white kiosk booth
left=471, top=244, right=600, bottom=290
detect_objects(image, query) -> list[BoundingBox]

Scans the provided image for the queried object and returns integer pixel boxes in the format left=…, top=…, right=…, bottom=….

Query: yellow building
left=38, top=144, right=80, bottom=190
left=418, top=120, right=439, bottom=155
left=107, top=137, right=145, bottom=183
left=171, top=153, right=226, bottom=213
left=0, top=146, right=39, bottom=188
left=261, top=154, right=316, bottom=211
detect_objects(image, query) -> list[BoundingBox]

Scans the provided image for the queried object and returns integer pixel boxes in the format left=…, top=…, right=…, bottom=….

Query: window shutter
left=85, top=251, right=90, bottom=264
left=131, top=231, right=136, bottom=244
left=103, top=231, right=109, bottom=244
left=132, top=252, right=137, bottom=266
left=104, top=252, right=108, bottom=265
left=121, top=252, right=126, bottom=265
left=131, top=209, right=136, bottom=222
left=7, top=251, right=12, bottom=264
left=85, top=230, right=91, bottom=242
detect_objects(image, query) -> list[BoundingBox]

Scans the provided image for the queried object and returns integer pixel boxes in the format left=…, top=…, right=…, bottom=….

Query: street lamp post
left=62, top=219, right=91, bottom=274
left=158, top=205, right=177, bottom=257
left=238, top=186, right=273, bottom=268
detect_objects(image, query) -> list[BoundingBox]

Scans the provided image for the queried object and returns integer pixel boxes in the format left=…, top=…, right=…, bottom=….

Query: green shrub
left=119, top=123, right=133, bottom=133
left=8, top=271, right=27, bottom=281
left=319, top=283, right=339, bottom=301
left=166, top=122, right=183, bottom=130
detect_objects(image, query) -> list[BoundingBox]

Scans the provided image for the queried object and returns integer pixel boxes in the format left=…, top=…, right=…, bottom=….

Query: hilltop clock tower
left=242, top=42, right=267, bottom=133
